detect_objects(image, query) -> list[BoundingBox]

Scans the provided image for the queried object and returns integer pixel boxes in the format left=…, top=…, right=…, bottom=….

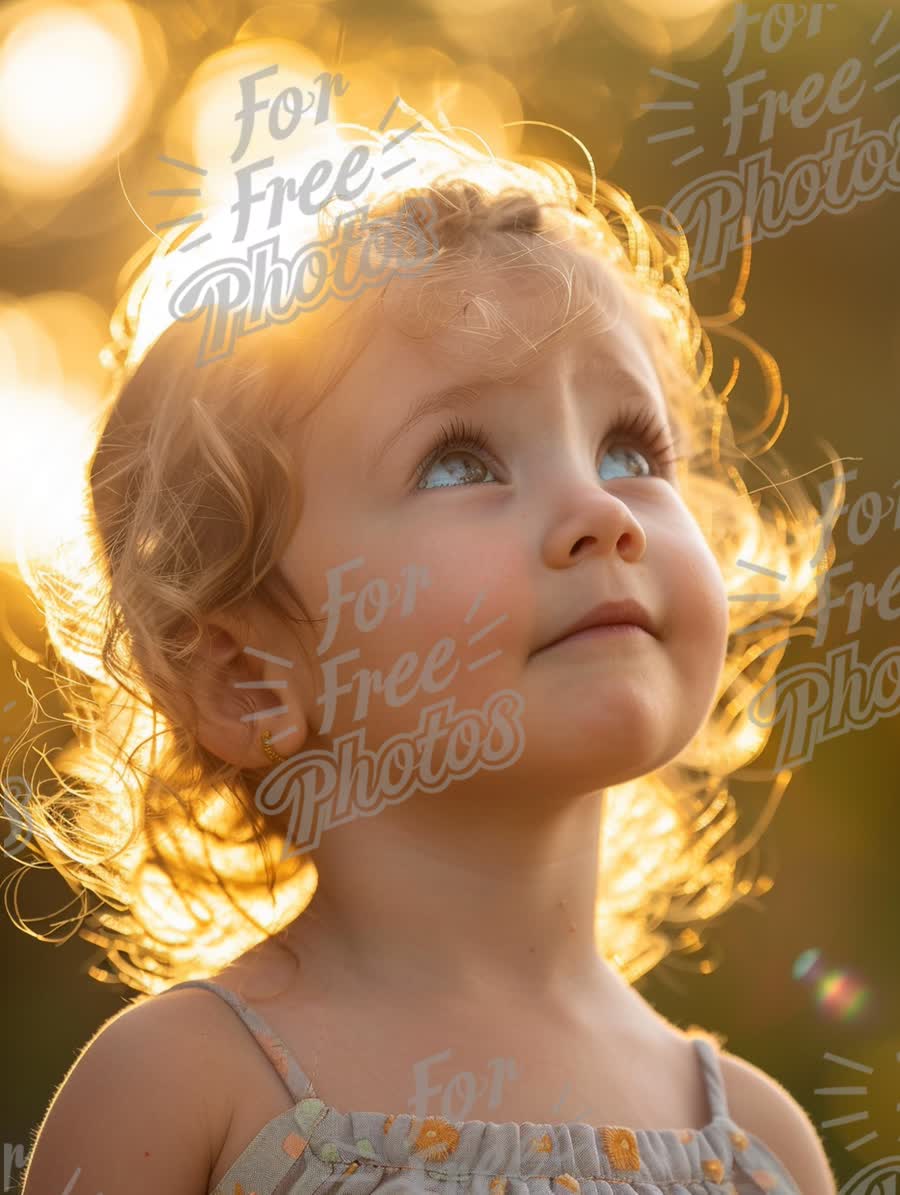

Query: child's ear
left=183, top=606, right=320, bottom=770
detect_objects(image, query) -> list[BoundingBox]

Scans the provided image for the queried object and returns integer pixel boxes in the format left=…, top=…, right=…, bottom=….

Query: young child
left=10, top=101, right=840, bottom=1195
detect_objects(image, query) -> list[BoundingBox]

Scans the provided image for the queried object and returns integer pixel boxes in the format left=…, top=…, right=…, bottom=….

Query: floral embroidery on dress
left=281, top=1132, right=307, bottom=1159
left=678, top=1129, right=695, bottom=1144
left=601, top=1126, right=641, bottom=1171
left=729, top=1129, right=749, bottom=1151
left=556, top=1173, right=580, bottom=1193
left=489, top=1178, right=508, bottom=1195
left=410, top=1117, right=460, bottom=1163
left=531, top=1133, right=554, bottom=1155
left=294, top=1097, right=326, bottom=1135
left=702, top=1158, right=725, bottom=1182
left=751, top=1170, right=778, bottom=1191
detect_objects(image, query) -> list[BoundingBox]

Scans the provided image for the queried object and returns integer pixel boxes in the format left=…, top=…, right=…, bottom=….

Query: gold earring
left=261, top=730, right=288, bottom=765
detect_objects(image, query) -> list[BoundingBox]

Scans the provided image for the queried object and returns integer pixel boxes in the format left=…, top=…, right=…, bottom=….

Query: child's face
left=279, top=259, right=730, bottom=803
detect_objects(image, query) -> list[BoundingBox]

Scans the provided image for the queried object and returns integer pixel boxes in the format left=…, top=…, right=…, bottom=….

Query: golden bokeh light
left=0, top=0, right=161, bottom=198
left=235, top=3, right=344, bottom=59
left=0, top=291, right=109, bottom=566
left=593, top=0, right=736, bottom=58
left=162, top=38, right=330, bottom=207
left=619, top=0, right=732, bottom=20
left=428, top=64, right=523, bottom=160
left=366, top=43, right=462, bottom=125
left=427, top=0, right=568, bottom=59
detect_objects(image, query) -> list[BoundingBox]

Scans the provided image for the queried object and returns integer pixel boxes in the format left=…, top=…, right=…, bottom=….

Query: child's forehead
left=281, top=244, right=666, bottom=455
left=298, top=286, right=660, bottom=474
left=386, top=247, right=655, bottom=385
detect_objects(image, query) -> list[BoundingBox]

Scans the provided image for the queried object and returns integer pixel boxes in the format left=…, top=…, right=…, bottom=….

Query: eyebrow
left=368, top=384, right=482, bottom=477
left=367, top=357, right=672, bottom=478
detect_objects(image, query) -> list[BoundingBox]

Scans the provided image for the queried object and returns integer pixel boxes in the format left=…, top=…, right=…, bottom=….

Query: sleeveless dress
left=164, top=979, right=802, bottom=1195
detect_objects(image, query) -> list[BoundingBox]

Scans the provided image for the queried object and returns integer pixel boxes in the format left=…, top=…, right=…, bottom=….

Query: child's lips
left=535, top=598, right=659, bottom=654
left=552, top=622, right=653, bottom=646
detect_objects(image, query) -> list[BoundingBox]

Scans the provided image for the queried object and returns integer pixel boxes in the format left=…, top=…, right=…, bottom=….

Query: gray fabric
left=165, top=978, right=801, bottom=1195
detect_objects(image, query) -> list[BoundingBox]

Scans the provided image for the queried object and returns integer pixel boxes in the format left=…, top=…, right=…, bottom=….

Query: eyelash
left=413, top=409, right=682, bottom=487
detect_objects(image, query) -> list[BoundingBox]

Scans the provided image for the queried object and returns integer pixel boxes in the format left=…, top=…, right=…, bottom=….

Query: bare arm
left=721, top=1049, right=839, bottom=1195
left=20, top=989, right=230, bottom=1195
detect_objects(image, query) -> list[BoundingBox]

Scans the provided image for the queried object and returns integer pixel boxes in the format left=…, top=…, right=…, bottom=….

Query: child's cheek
left=306, top=543, right=524, bottom=743
left=670, top=526, right=731, bottom=665
left=384, top=545, right=528, bottom=701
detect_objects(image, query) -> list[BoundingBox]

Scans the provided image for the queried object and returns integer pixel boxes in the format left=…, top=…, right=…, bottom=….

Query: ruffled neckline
left=288, top=1094, right=755, bottom=1188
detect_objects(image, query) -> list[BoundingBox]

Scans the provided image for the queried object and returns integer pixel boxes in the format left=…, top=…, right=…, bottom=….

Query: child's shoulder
left=95, top=983, right=239, bottom=1143
left=713, top=1044, right=838, bottom=1193
left=21, top=983, right=237, bottom=1195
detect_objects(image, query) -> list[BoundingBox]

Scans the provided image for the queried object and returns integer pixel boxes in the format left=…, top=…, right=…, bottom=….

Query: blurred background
left=0, top=0, right=897, bottom=1189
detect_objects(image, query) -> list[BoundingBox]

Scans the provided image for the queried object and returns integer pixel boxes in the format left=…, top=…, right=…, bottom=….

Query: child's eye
left=413, top=408, right=680, bottom=491
left=414, top=416, right=500, bottom=490
left=598, top=408, right=681, bottom=481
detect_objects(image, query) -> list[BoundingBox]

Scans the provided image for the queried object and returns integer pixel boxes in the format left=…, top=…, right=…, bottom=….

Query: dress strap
left=689, top=1032, right=731, bottom=1122
left=164, top=978, right=317, bottom=1104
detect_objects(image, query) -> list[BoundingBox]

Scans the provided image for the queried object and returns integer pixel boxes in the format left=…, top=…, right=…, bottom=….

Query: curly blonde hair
left=2, top=106, right=842, bottom=997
